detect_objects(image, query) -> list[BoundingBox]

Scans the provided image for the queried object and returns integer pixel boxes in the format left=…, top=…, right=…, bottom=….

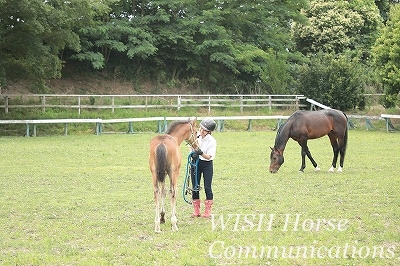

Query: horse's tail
left=155, top=143, right=167, bottom=183
left=342, top=112, right=349, bottom=154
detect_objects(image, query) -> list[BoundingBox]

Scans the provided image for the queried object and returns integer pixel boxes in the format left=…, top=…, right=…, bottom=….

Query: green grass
left=0, top=130, right=399, bottom=265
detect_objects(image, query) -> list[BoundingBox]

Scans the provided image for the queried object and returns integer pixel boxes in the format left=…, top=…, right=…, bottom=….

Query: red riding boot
left=202, top=200, right=213, bottom=218
left=191, top=199, right=201, bottom=217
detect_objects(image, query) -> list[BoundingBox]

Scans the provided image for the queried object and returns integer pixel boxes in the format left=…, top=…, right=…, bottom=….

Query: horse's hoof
left=298, top=170, right=304, bottom=173
left=155, top=225, right=161, bottom=233
left=328, top=166, right=335, bottom=172
left=315, top=167, right=320, bottom=171
left=337, top=167, right=343, bottom=173
left=172, top=225, right=178, bottom=231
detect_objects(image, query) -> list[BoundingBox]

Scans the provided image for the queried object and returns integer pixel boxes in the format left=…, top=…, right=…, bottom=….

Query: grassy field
left=0, top=129, right=399, bottom=265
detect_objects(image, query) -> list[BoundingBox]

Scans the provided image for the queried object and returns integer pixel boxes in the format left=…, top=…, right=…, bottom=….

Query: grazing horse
left=149, top=118, right=199, bottom=232
left=269, top=109, right=348, bottom=173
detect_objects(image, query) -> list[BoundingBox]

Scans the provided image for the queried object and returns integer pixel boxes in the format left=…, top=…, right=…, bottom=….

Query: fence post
left=268, top=95, right=272, bottom=109
left=42, top=96, right=46, bottom=112
left=177, top=95, right=181, bottom=110
left=96, top=122, right=102, bottom=135
left=25, top=123, right=30, bottom=137
left=157, top=120, right=162, bottom=133
left=78, top=96, right=81, bottom=115
left=163, top=117, right=168, bottom=133
left=247, top=119, right=253, bottom=131
left=208, top=96, right=211, bottom=113
left=128, top=122, right=134, bottom=134
left=4, top=96, right=9, bottom=114
left=112, top=96, right=115, bottom=113
left=240, top=96, right=243, bottom=113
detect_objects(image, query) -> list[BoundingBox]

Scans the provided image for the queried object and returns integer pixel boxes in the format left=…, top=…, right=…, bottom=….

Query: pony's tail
left=155, top=143, right=167, bottom=183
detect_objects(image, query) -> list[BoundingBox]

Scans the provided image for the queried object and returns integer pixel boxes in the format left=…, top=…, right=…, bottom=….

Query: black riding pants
left=191, top=159, right=213, bottom=200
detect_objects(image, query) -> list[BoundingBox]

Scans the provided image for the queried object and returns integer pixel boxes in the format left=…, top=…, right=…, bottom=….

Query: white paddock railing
left=0, top=94, right=307, bottom=114
left=0, top=116, right=290, bottom=137
left=1, top=114, right=395, bottom=137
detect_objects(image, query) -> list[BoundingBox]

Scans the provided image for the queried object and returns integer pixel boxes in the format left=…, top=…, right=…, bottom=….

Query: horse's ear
left=190, top=117, right=197, bottom=124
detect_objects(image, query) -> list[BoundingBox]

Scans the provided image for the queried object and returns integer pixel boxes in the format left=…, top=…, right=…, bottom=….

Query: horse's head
left=269, top=147, right=284, bottom=173
left=186, top=118, right=200, bottom=149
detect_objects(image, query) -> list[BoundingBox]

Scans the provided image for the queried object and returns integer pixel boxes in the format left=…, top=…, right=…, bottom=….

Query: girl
left=191, top=118, right=217, bottom=218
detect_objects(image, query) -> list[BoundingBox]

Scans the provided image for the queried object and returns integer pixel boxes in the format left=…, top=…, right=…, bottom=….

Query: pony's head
left=186, top=118, right=200, bottom=150
left=269, top=147, right=284, bottom=173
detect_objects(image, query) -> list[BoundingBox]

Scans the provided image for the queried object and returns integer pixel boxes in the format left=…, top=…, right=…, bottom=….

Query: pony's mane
left=166, top=120, right=189, bottom=134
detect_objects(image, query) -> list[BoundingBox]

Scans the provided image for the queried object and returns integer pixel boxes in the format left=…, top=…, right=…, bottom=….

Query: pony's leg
left=328, top=133, right=340, bottom=172
left=169, top=172, right=179, bottom=231
left=153, top=181, right=161, bottom=233
left=160, top=182, right=166, bottom=224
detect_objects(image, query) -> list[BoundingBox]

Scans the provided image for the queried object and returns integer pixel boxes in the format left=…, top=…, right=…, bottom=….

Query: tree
left=67, top=0, right=307, bottom=93
left=297, top=53, right=365, bottom=110
left=292, top=0, right=381, bottom=55
left=372, top=4, right=400, bottom=108
left=0, top=0, right=92, bottom=91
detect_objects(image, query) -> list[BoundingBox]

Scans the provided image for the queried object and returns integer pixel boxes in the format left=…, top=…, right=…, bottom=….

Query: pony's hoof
left=328, top=166, right=335, bottom=172
left=337, top=167, right=343, bottom=173
left=154, top=226, right=161, bottom=233
left=172, top=225, right=178, bottom=232
left=298, top=170, right=304, bottom=174
left=315, top=167, right=320, bottom=171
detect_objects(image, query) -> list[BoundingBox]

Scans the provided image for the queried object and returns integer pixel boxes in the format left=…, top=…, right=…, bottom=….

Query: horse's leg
left=328, top=133, right=340, bottom=172
left=160, top=181, right=166, bottom=224
left=337, top=135, right=347, bottom=172
left=300, top=141, right=319, bottom=172
left=153, top=179, right=162, bottom=233
left=298, top=140, right=308, bottom=172
left=169, top=170, right=179, bottom=231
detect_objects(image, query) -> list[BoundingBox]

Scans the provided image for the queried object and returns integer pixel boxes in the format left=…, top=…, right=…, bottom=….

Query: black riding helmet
left=200, top=118, right=216, bottom=132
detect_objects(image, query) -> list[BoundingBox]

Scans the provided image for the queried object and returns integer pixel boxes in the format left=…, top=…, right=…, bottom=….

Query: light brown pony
left=149, top=118, right=199, bottom=232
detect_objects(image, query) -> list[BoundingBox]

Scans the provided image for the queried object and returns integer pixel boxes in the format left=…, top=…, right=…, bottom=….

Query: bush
left=296, top=53, right=365, bottom=111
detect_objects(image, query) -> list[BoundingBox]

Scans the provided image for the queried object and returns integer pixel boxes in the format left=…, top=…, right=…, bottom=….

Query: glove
left=191, top=153, right=199, bottom=160
left=194, top=149, right=203, bottom=155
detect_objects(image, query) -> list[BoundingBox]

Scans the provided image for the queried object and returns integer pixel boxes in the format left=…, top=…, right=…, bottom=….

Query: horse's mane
left=274, top=111, right=302, bottom=148
left=165, top=120, right=189, bottom=134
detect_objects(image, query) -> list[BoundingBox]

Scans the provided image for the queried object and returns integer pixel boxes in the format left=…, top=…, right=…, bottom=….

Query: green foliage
left=1, top=0, right=398, bottom=102
left=297, top=53, right=365, bottom=110
left=372, top=4, right=400, bottom=108
left=292, top=0, right=382, bottom=55
left=66, top=0, right=308, bottom=93
left=0, top=0, right=91, bottom=91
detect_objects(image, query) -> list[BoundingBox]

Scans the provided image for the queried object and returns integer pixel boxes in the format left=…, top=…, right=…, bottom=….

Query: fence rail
left=0, top=116, right=289, bottom=137
left=0, top=94, right=307, bottom=114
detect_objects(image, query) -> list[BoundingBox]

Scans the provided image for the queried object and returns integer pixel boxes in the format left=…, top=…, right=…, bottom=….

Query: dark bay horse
left=269, top=109, right=348, bottom=173
left=149, top=118, right=199, bottom=233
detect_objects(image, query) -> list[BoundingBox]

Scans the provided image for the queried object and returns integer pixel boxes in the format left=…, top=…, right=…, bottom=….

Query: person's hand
left=194, top=149, right=203, bottom=155
left=191, top=152, right=199, bottom=160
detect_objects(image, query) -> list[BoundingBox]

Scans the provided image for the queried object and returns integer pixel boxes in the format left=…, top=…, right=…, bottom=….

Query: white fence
left=0, top=116, right=289, bottom=137
left=0, top=94, right=307, bottom=114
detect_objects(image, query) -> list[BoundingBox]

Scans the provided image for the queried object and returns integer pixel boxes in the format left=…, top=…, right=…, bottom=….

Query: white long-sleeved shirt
left=198, top=133, right=216, bottom=161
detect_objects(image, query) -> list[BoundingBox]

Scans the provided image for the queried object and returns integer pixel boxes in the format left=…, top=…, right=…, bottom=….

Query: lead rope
left=183, top=151, right=201, bottom=204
